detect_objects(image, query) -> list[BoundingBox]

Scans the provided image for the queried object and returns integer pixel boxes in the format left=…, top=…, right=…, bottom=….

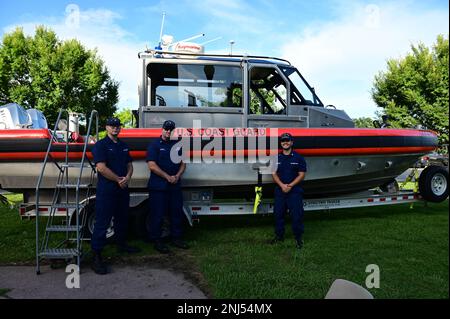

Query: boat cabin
left=137, top=50, right=353, bottom=129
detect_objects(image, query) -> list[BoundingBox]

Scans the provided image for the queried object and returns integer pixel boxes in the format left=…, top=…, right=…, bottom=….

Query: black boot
left=91, top=251, right=108, bottom=275
left=295, top=238, right=304, bottom=250
left=171, top=238, right=189, bottom=249
left=154, top=240, right=170, bottom=254
left=269, top=236, right=284, bottom=245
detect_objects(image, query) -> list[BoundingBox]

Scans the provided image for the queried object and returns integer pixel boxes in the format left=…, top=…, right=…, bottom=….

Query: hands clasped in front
left=281, top=184, right=292, bottom=193
left=117, top=176, right=130, bottom=189
left=166, top=174, right=180, bottom=184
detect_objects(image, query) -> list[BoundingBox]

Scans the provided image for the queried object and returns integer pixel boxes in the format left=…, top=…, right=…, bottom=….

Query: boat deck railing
left=138, top=49, right=291, bottom=65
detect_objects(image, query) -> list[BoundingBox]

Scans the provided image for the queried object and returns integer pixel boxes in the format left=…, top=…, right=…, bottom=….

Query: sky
left=0, top=0, right=448, bottom=118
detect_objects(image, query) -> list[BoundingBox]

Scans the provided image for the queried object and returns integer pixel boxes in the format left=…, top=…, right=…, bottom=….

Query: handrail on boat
left=138, top=49, right=292, bottom=65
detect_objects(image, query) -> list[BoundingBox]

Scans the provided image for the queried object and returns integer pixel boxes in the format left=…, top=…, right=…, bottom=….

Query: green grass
left=0, top=288, right=11, bottom=297
left=0, top=193, right=158, bottom=264
left=0, top=194, right=38, bottom=263
left=0, top=193, right=448, bottom=298
left=183, top=200, right=449, bottom=299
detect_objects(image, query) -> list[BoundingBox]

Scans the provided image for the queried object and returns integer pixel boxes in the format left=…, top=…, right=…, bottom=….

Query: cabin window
left=280, top=67, right=323, bottom=106
left=249, top=67, right=287, bottom=115
left=147, top=63, right=243, bottom=108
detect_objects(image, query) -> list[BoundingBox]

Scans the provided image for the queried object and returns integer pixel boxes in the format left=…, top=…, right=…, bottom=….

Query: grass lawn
left=0, top=193, right=448, bottom=299
left=184, top=200, right=448, bottom=299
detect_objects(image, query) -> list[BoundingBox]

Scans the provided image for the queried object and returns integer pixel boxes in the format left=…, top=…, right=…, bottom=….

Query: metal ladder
left=35, top=109, right=98, bottom=275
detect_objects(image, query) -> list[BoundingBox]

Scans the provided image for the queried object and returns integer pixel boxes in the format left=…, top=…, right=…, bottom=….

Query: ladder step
left=52, top=203, right=87, bottom=209
left=46, top=225, right=82, bottom=232
left=56, top=183, right=91, bottom=189
left=39, top=248, right=79, bottom=259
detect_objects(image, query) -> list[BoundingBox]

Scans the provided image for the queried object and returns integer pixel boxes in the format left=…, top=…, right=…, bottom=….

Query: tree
left=0, top=26, right=119, bottom=127
left=372, top=34, right=449, bottom=145
left=353, top=117, right=375, bottom=128
left=114, top=108, right=134, bottom=128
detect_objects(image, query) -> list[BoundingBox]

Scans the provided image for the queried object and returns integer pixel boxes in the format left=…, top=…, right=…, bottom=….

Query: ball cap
left=280, top=132, right=293, bottom=142
left=106, top=117, right=121, bottom=127
left=162, top=120, right=176, bottom=131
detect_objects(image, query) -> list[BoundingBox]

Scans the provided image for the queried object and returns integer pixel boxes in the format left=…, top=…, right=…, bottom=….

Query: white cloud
left=280, top=2, right=449, bottom=118
left=3, top=6, right=145, bottom=111
left=187, top=0, right=270, bottom=39
left=2, top=1, right=448, bottom=122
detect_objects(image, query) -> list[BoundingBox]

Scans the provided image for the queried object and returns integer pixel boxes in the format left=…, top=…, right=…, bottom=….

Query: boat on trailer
left=2, top=29, right=447, bottom=275
left=0, top=49, right=441, bottom=199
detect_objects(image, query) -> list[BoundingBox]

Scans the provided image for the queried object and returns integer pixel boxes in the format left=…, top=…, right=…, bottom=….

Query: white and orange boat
left=0, top=46, right=445, bottom=201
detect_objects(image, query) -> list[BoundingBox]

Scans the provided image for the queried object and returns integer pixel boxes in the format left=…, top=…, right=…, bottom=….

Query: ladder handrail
left=35, top=108, right=98, bottom=275
left=75, top=110, right=98, bottom=257
left=77, top=110, right=99, bottom=182
left=35, top=107, right=69, bottom=274
left=35, top=108, right=69, bottom=194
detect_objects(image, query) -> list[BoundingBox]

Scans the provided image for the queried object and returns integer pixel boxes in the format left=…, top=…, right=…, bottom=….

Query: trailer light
left=210, top=207, right=220, bottom=211
left=192, top=207, right=201, bottom=211
left=380, top=198, right=386, bottom=202
left=367, top=198, right=374, bottom=202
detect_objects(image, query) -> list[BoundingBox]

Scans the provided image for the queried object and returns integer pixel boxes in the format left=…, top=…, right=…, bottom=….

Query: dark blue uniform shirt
left=92, top=136, right=132, bottom=194
left=146, top=137, right=183, bottom=191
left=276, top=151, right=307, bottom=193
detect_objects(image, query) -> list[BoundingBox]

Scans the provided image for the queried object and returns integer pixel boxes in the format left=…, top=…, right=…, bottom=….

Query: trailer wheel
left=419, top=165, right=449, bottom=203
left=73, top=202, right=115, bottom=241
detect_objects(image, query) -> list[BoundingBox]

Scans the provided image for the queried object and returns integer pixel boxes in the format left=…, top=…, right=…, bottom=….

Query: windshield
left=280, top=67, right=323, bottom=106
left=147, top=63, right=243, bottom=108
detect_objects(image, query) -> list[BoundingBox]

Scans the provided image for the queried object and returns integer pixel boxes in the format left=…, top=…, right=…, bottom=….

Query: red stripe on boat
left=0, top=145, right=436, bottom=161
left=118, top=127, right=437, bottom=138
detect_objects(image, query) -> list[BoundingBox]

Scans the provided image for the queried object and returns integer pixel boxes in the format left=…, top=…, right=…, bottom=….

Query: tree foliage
left=353, top=117, right=375, bottom=128
left=114, top=108, right=134, bottom=128
left=372, top=34, right=449, bottom=145
left=0, top=26, right=119, bottom=127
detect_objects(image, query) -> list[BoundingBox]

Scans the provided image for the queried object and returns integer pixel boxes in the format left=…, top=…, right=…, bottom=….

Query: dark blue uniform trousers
left=274, top=189, right=304, bottom=240
left=91, top=190, right=129, bottom=252
left=148, top=188, right=184, bottom=241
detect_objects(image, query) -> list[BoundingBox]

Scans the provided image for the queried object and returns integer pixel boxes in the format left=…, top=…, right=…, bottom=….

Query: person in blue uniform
left=146, top=120, right=188, bottom=254
left=271, top=132, right=307, bottom=249
left=91, top=117, right=140, bottom=275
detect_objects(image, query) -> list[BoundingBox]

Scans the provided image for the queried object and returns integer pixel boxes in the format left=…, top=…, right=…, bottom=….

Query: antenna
left=156, top=12, right=166, bottom=50
left=229, top=40, right=235, bottom=55
left=200, top=36, right=222, bottom=46
left=168, top=33, right=205, bottom=48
